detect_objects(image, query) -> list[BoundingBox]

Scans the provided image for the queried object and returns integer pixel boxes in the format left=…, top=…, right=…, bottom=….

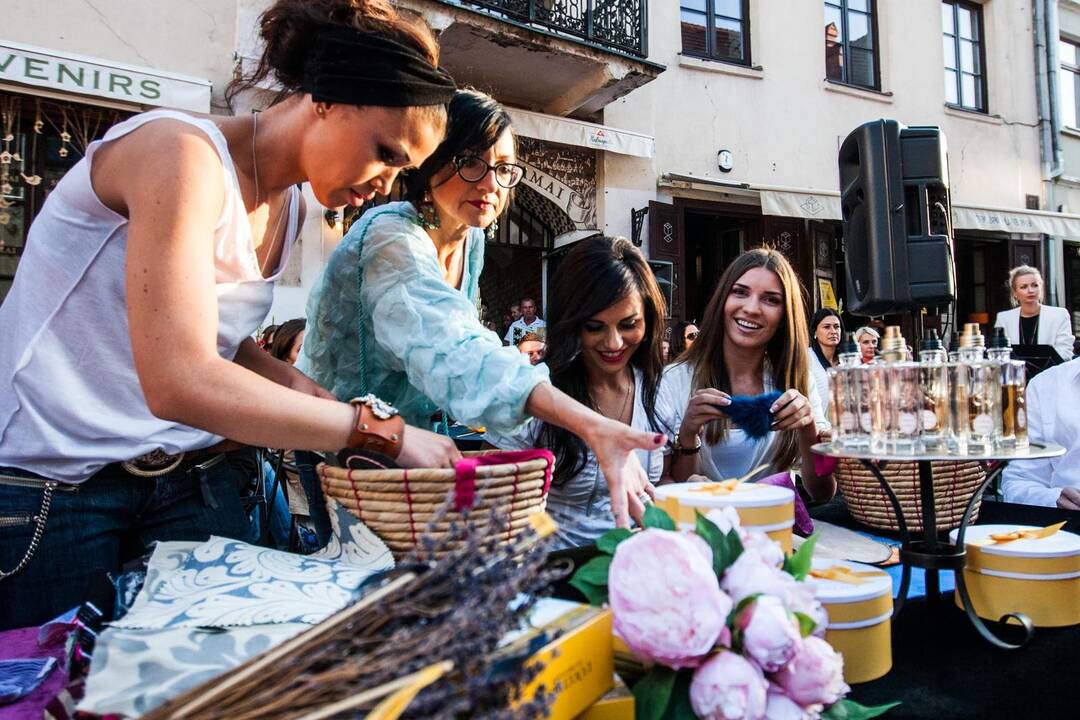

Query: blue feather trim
left=720, top=390, right=783, bottom=439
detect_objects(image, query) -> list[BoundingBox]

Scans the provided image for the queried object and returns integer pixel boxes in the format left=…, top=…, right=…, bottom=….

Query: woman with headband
left=300, top=90, right=665, bottom=536
left=0, top=0, right=460, bottom=629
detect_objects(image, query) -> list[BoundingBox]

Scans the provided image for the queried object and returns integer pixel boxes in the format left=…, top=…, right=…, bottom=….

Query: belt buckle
left=121, top=449, right=186, bottom=478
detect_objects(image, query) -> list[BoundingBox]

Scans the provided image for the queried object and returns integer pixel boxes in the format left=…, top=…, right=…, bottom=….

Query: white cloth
left=1001, top=359, right=1080, bottom=507
left=0, top=110, right=299, bottom=483
left=484, top=366, right=663, bottom=549
left=654, top=362, right=828, bottom=481
left=994, top=305, right=1075, bottom=360
left=808, top=349, right=832, bottom=417
left=504, top=317, right=547, bottom=345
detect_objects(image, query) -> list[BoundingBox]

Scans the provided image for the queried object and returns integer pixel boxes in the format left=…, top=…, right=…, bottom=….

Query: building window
left=942, top=1, right=987, bottom=112
left=824, top=0, right=878, bottom=89
left=680, top=0, right=750, bottom=65
left=1060, top=39, right=1080, bottom=129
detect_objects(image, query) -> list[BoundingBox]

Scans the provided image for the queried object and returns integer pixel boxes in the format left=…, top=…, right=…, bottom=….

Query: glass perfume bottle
left=880, top=325, right=908, bottom=364
left=987, top=327, right=1014, bottom=449
left=947, top=330, right=962, bottom=362
left=831, top=333, right=866, bottom=450
left=1001, top=360, right=1029, bottom=451
left=918, top=329, right=949, bottom=453
left=887, top=362, right=922, bottom=455
left=960, top=323, right=998, bottom=454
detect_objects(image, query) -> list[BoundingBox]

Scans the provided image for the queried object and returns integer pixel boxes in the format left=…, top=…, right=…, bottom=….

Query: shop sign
left=520, top=161, right=593, bottom=227
left=0, top=40, right=211, bottom=112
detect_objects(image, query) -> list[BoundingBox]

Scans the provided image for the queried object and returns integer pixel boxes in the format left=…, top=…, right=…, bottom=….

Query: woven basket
left=318, top=449, right=553, bottom=559
left=835, top=459, right=986, bottom=533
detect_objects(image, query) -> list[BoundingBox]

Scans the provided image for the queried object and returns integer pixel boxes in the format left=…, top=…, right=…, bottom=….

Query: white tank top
left=0, top=109, right=300, bottom=483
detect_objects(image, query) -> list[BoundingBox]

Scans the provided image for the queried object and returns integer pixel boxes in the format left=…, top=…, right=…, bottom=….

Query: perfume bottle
left=987, top=327, right=1014, bottom=449
left=960, top=324, right=998, bottom=454
left=1001, top=360, right=1029, bottom=451
left=918, top=329, right=949, bottom=453
left=831, top=333, right=866, bottom=450
left=878, top=327, right=918, bottom=453
left=880, top=325, right=908, bottom=364
left=947, top=330, right=962, bottom=362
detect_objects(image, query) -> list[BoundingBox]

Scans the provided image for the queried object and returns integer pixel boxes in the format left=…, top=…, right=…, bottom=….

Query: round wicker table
left=811, top=442, right=1065, bottom=649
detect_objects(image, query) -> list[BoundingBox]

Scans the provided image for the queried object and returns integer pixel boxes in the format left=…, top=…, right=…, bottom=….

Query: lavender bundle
left=142, top=506, right=566, bottom=720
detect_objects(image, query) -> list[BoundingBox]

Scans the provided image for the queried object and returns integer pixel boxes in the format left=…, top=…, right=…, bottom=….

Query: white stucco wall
left=603, top=0, right=1045, bottom=244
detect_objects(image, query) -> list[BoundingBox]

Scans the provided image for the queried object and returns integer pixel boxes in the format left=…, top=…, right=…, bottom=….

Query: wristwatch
left=346, top=394, right=405, bottom=459
left=673, top=431, right=701, bottom=455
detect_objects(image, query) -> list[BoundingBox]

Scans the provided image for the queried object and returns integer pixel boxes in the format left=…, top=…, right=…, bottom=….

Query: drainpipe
left=1036, top=0, right=1066, bottom=305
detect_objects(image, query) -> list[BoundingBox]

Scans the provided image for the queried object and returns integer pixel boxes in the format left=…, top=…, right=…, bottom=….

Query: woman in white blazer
left=994, top=265, right=1075, bottom=361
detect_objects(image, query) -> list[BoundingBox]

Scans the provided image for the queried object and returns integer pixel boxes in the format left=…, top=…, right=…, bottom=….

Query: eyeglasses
left=453, top=154, right=526, bottom=188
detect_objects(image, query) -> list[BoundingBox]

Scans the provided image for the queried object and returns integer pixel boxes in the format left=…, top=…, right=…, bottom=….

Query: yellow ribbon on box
left=810, top=565, right=884, bottom=585
left=964, top=523, right=1080, bottom=575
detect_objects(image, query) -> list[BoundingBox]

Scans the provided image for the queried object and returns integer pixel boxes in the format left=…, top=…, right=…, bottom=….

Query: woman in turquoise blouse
left=300, top=90, right=663, bottom=528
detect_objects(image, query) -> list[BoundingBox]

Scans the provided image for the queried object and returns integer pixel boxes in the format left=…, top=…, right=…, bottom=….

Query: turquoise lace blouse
left=297, top=202, right=549, bottom=431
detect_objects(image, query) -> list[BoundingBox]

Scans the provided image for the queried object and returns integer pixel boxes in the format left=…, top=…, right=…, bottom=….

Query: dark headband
left=302, top=26, right=456, bottom=107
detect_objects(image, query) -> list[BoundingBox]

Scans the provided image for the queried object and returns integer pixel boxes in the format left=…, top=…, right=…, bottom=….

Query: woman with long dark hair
left=808, top=307, right=842, bottom=415
left=656, top=249, right=832, bottom=499
left=0, top=0, right=461, bottom=629
left=270, top=318, right=307, bottom=365
left=668, top=320, right=699, bottom=362
left=485, top=236, right=667, bottom=548
left=300, top=91, right=664, bottom=533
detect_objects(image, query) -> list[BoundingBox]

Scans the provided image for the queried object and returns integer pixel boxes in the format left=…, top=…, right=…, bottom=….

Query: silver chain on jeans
left=0, top=480, right=56, bottom=581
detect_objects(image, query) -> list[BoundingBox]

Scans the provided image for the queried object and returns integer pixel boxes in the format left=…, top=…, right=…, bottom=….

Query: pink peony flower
left=722, top=549, right=796, bottom=603
left=736, top=595, right=803, bottom=672
left=609, top=529, right=731, bottom=668
left=765, top=687, right=822, bottom=720
left=705, top=506, right=743, bottom=534
left=740, top=528, right=786, bottom=568
left=784, top=579, right=828, bottom=638
left=690, top=651, right=769, bottom=720
left=772, top=636, right=849, bottom=707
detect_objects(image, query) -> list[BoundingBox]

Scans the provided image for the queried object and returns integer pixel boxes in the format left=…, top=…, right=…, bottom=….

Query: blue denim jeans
left=0, top=452, right=257, bottom=630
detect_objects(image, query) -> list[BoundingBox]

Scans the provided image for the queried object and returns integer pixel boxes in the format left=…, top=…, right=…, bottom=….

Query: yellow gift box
left=810, top=558, right=893, bottom=685
left=575, top=674, right=634, bottom=720
left=503, top=599, right=615, bottom=720
left=949, top=524, right=1080, bottom=628
left=654, top=481, right=795, bottom=553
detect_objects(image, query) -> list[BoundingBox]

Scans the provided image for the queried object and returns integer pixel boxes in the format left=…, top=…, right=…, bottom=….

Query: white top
left=654, top=362, right=829, bottom=481
left=0, top=110, right=299, bottom=483
left=504, top=317, right=547, bottom=345
left=994, top=305, right=1075, bottom=361
left=1001, top=359, right=1080, bottom=507
left=484, top=366, right=663, bottom=549
left=808, top=348, right=832, bottom=417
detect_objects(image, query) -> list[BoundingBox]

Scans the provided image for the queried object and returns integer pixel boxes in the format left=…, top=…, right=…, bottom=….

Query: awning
left=760, top=188, right=842, bottom=220
left=952, top=204, right=1080, bottom=237
left=0, top=39, right=212, bottom=112
left=507, top=107, right=654, bottom=158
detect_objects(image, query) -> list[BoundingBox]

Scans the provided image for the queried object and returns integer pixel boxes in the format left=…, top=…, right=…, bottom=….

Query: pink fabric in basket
left=757, top=472, right=814, bottom=537
left=453, top=449, right=555, bottom=512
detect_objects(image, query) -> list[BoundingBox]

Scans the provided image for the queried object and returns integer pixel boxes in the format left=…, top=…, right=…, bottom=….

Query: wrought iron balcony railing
left=460, top=0, right=648, bottom=57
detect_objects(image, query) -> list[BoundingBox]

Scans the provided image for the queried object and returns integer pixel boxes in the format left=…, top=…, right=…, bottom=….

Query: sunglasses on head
left=686, top=331, right=699, bottom=340
left=453, top=154, right=526, bottom=188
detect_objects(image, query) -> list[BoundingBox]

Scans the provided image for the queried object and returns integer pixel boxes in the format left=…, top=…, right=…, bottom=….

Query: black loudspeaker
left=647, top=260, right=674, bottom=318
left=838, top=119, right=956, bottom=316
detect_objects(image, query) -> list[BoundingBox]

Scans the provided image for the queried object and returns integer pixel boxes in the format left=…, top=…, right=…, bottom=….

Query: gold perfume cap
left=960, top=323, right=985, bottom=349
left=881, top=325, right=905, bottom=353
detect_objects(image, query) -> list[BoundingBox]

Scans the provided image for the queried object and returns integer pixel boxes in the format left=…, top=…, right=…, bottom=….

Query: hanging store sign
left=521, top=161, right=594, bottom=227
left=0, top=40, right=211, bottom=112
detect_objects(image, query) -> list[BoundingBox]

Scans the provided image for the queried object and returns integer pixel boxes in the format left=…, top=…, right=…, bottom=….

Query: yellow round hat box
left=948, top=524, right=1080, bottom=628
left=654, top=481, right=794, bottom=553
left=810, top=558, right=893, bottom=684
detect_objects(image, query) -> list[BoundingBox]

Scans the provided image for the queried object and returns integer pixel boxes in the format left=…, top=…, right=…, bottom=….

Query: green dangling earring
left=416, top=193, right=441, bottom=230
left=484, top=219, right=499, bottom=241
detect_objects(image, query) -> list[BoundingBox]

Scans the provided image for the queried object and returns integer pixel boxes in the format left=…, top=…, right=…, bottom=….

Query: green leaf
left=782, top=532, right=819, bottom=580
left=568, top=575, right=608, bottom=606
left=642, top=504, right=676, bottom=531
left=660, top=669, right=696, bottom=720
left=725, top=592, right=762, bottom=636
left=723, top=527, right=744, bottom=567
left=794, top=611, right=817, bottom=637
left=573, top=555, right=612, bottom=586
left=633, top=666, right=677, bottom=720
left=693, top=512, right=745, bottom=578
left=821, top=699, right=901, bottom=720
left=596, top=527, right=633, bottom=555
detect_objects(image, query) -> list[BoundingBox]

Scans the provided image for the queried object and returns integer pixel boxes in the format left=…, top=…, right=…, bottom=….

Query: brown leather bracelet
left=346, top=395, right=405, bottom=459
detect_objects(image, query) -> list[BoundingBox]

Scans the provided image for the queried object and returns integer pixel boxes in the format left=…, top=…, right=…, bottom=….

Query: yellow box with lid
left=575, top=675, right=634, bottom=720
left=949, top=524, right=1080, bottom=628
left=810, top=558, right=893, bottom=685
left=654, top=481, right=795, bottom=552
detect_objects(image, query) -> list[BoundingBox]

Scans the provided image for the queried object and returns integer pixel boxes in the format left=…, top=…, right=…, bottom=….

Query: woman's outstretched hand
left=584, top=419, right=666, bottom=528
left=397, top=425, right=462, bottom=469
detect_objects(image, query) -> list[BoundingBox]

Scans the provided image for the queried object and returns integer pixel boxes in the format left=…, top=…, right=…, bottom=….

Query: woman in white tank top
left=0, top=0, right=461, bottom=629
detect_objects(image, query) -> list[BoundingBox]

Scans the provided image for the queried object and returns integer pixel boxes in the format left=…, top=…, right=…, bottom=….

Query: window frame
left=1060, top=37, right=1080, bottom=130
left=824, top=0, right=881, bottom=91
left=679, top=0, right=752, bottom=67
left=942, top=0, right=989, bottom=114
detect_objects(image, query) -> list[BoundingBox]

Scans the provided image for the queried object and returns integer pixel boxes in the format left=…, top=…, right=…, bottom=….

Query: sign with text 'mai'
left=0, top=40, right=211, bottom=112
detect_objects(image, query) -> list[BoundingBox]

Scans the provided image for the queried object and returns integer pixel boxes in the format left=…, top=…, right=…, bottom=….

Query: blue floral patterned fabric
left=0, top=658, right=56, bottom=704
left=297, top=202, right=548, bottom=431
